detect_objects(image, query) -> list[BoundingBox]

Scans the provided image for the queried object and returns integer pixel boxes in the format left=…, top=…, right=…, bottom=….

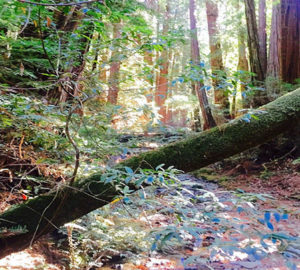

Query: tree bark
left=267, top=0, right=280, bottom=78
left=266, top=0, right=281, bottom=100
left=0, top=88, right=299, bottom=258
left=244, top=0, right=265, bottom=83
left=244, top=0, right=268, bottom=107
left=258, top=0, right=267, bottom=75
left=237, top=30, right=249, bottom=73
left=155, top=2, right=170, bottom=124
left=280, top=0, right=300, bottom=83
left=189, top=0, right=216, bottom=130
left=144, top=49, right=154, bottom=103
left=267, top=0, right=300, bottom=84
left=205, top=0, right=229, bottom=117
left=107, top=24, right=121, bottom=105
left=235, top=0, right=249, bottom=116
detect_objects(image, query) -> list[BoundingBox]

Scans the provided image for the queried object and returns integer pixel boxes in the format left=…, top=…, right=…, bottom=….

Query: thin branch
left=65, top=105, right=80, bottom=186
left=18, top=0, right=102, bottom=6
left=18, top=134, right=25, bottom=159
left=19, top=6, right=31, bottom=34
left=38, top=8, right=57, bottom=73
left=29, top=187, right=60, bottom=247
left=65, top=95, right=94, bottom=186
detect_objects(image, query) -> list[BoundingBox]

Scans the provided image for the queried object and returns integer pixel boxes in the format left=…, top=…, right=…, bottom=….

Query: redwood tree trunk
left=144, top=49, right=154, bottom=103
left=189, top=0, right=216, bottom=130
left=155, top=2, right=170, bottom=124
left=108, top=24, right=121, bottom=105
left=267, top=0, right=280, bottom=78
left=235, top=0, right=249, bottom=116
left=244, top=0, right=268, bottom=107
left=280, top=0, right=300, bottom=83
left=244, top=0, right=265, bottom=82
left=0, top=88, right=299, bottom=258
left=205, top=0, right=229, bottom=117
left=266, top=0, right=281, bottom=100
left=258, top=0, right=267, bottom=74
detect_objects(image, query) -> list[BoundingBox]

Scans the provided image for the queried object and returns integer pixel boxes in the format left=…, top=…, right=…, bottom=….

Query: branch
left=17, top=0, right=102, bottom=6
left=65, top=104, right=81, bottom=186
left=65, top=95, right=95, bottom=186
left=19, top=6, right=31, bottom=35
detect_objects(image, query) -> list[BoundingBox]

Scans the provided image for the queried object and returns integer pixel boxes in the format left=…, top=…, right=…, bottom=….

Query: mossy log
left=0, top=89, right=300, bottom=258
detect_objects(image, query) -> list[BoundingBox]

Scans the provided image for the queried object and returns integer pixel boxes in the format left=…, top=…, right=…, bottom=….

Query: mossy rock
left=191, top=168, right=229, bottom=184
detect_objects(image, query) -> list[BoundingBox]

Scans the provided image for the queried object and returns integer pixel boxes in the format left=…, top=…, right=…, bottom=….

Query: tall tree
left=244, top=0, right=265, bottom=83
left=280, top=0, right=300, bottom=83
left=244, top=0, right=267, bottom=107
left=266, top=0, right=281, bottom=100
left=234, top=0, right=249, bottom=117
left=155, top=1, right=170, bottom=124
left=189, top=0, right=216, bottom=130
left=258, top=0, right=267, bottom=74
left=144, top=48, right=154, bottom=103
left=267, top=0, right=300, bottom=85
left=267, top=0, right=280, bottom=78
left=107, top=24, right=121, bottom=104
left=205, top=0, right=229, bottom=118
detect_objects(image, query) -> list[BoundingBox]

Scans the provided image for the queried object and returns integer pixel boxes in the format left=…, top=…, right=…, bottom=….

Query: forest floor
left=0, top=136, right=299, bottom=270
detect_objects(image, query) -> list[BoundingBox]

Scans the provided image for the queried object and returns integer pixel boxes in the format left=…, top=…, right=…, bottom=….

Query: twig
left=0, top=169, right=13, bottom=182
left=18, top=0, right=102, bottom=6
left=29, top=187, right=60, bottom=247
left=18, top=134, right=25, bottom=159
left=263, top=146, right=297, bottom=167
left=19, top=6, right=31, bottom=34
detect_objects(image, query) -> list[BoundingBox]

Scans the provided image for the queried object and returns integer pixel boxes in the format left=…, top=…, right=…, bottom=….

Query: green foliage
left=55, top=166, right=300, bottom=269
left=0, top=93, right=67, bottom=151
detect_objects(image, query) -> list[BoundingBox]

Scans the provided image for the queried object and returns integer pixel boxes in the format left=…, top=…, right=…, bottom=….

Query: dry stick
left=18, top=0, right=102, bottom=6
left=29, top=187, right=60, bottom=247
left=263, top=146, right=298, bottom=168
left=24, top=205, right=59, bottom=230
left=64, top=183, right=113, bottom=204
left=0, top=169, right=13, bottom=183
left=18, top=134, right=25, bottom=159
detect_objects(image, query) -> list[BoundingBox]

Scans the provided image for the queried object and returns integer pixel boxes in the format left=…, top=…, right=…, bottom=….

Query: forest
left=0, top=0, right=299, bottom=269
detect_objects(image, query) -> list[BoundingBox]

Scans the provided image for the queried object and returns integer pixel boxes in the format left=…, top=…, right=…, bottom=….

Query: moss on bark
left=0, top=88, right=299, bottom=258
left=120, top=88, right=300, bottom=171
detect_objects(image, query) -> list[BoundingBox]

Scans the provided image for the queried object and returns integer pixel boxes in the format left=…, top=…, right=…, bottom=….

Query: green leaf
left=125, top=166, right=134, bottom=174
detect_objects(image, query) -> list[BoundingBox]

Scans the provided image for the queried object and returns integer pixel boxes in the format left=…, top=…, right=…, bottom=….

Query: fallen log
left=0, top=88, right=299, bottom=258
